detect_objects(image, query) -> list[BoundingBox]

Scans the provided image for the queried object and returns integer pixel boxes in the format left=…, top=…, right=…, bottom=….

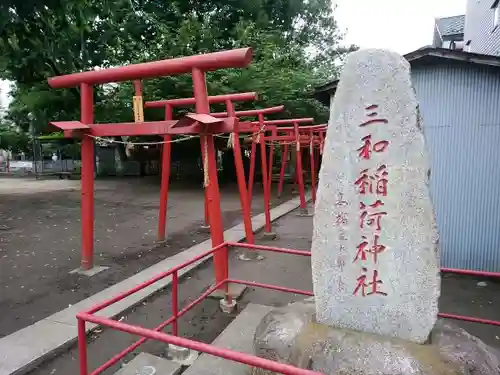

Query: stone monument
left=251, top=49, right=500, bottom=375
left=311, top=48, right=440, bottom=344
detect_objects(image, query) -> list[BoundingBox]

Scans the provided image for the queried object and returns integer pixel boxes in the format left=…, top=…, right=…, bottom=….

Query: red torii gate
left=211, top=106, right=285, bottom=238
left=143, top=92, right=258, bottom=243
left=225, top=116, right=320, bottom=232
left=268, top=124, right=327, bottom=204
left=222, top=116, right=317, bottom=234
left=47, top=48, right=252, bottom=292
left=249, top=118, right=314, bottom=215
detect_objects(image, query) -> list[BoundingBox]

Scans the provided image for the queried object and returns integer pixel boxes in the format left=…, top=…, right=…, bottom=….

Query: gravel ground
left=0, top=177, right=294, bottom=337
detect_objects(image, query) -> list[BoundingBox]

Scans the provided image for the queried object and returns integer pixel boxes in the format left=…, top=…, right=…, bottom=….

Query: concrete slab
left=199, top=225, right=211, bottom=233
left=0, top=193, right=310, bottom=375
left=69, top=265, right=109, bottom=277
left=228, top=223, right=245, bottom=233
left=219, top=298, right=237, bottom=314
left=182, top=304, right=273, bottom=375
left=209, top=283, right=248, bottom=300
left=0, top=320, right=76, bottom=375
left=166, top=345, right=199, bottom=366
left=261, top=232, right=277, bottom=240
left=238, top=252, right=265, bottom=261
left=114, top=353, right=182, bottom=375
left=296, top=207, right=314, bottom=217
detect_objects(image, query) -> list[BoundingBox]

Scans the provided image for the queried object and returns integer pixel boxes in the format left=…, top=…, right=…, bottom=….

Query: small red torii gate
left=143, top=92, right=258, bottom=243
left=211, top=106, right=285, bottom=237
left=249, top=118, right=314, bottom=215
left=267, top=124, right=327, bottom=204
left=211, top=109, right=322, bottom=235
left=213, top=115, right=319, bottom=234
left=212, top=115, right=321, bottom=233
left=47, top=48, right=252, bottom=292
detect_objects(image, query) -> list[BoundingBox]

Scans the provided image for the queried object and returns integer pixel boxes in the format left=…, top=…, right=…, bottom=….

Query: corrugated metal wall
left=412, top=62, right=500, bottom=272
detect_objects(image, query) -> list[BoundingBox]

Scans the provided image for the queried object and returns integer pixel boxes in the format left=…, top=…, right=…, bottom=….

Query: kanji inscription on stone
left=311, top=49, right=440, bottom=344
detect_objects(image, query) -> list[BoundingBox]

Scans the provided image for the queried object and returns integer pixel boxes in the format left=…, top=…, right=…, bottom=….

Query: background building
left=314, top=2, right=500, bottom=272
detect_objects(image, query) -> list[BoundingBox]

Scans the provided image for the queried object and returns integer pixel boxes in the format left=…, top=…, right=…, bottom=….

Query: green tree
left=0, top=127, right=31, bottom=153
left=0, top=0, right=354, bottom=140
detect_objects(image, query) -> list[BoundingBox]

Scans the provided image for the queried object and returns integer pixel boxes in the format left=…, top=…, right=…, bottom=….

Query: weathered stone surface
left=251, top=299, right=500, bottom=375
left=253, top=298, right=316, bottom=363
left=311, top=48, right=440, bottom=343
left=431, top=320, right=500, bottom=375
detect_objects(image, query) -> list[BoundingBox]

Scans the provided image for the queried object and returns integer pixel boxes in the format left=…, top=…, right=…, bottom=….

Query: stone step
left=182, top=303, right=273, bottom=375
left=114, top=352, right=182, bottom=375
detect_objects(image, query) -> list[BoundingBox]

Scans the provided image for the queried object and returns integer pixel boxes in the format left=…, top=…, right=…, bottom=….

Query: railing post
left=78, top=318, right=88, bottom=375
left=172, top=271, right=179, bottom=336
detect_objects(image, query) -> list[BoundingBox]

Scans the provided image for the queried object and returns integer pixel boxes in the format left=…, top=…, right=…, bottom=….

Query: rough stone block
left=69, top=265, right=109, bottom=277
left=311, top=48, right=440, bottom=343
left=252, top=299, right=500, bottom=375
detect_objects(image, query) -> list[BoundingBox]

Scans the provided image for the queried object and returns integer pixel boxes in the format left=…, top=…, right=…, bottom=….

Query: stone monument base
left=251, top=298, right=500, bottom=375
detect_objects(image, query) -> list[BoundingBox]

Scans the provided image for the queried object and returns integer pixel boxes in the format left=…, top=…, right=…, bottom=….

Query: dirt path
left=28, top=208, right=500, bottom=375
left=0, top=177, right=294, bottom=337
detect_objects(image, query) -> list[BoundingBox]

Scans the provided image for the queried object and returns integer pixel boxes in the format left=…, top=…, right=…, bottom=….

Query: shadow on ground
left=0, top=177, right=295, bottom=337
left=28, top=207, right=500, bottom=375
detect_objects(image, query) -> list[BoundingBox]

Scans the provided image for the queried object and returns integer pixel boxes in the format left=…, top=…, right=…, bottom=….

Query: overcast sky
left=0, top=1, right=467, bottom=112
left=334, top=0, right=466, bottom=54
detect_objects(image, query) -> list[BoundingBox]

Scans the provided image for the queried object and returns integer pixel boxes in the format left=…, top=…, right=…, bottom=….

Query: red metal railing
left=77, top=242, right=500, bottom=375
left=77, top=242, right=318, bottom=375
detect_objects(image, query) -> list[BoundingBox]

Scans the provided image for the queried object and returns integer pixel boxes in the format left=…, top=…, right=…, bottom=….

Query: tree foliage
left=0, top=127, right=30, bottom=153
left=0, top=0, right=355, bottom=140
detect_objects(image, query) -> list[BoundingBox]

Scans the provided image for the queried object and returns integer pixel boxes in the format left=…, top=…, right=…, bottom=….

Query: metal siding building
left=412, top=62, right=500, bottom=272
